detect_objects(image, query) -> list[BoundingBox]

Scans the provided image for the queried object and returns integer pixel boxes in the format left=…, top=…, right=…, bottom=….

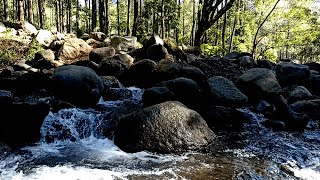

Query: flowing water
left=1, top=87, right=320, bottom=180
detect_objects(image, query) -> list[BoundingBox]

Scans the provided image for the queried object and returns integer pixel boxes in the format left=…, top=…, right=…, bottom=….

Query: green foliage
left=0, top=48, right=20, bottom=62
left=200, top=44, right=224, bottom=56
left=25, top=38, right=43, bottom=61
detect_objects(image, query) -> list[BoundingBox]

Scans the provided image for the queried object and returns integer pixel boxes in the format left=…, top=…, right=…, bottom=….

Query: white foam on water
left=293, top=168, right=320, bottom=180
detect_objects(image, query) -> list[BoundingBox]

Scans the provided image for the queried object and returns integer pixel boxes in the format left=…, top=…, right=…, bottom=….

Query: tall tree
left=176, top=0, right=181, bottom=44
left=132, top=0, right=138, bottom=36
left=76, top=0, right=79, bottom=33
left=161, top=0, right=164, bottom=38
left=126, top=0, right=130, bottom=35
left=18, top=0, right=24, bottom=22
left=92, top=0, right=97, bottom=31
left=221, top=0, right=228, bottom=53
left=99, top=0, right=106, bottom=33
left=252, top=0, right=281, bottom=59
left=117, top=0, right=120, bottom=35
left=195, top=0, right=236, bottom=46
left=56, top=0, right=60, bottom=32
left=67, top=0, right=72, bottom=33
left=38, top=0, right=45, bottom=28
left=3, top=0, right=9, bottom=21
left=105, top=0, right=109, bottom=35
left=27, top=0, right=33, bottom=23
left=190, top=0, right=196, bottom=46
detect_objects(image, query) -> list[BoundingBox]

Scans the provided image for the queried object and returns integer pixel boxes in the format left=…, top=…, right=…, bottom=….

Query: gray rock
left=237, top=68, right=281, bottom=101
left=276, top=62, right=310, bottom=86
left=207, top=76, right=248, bottom=108
left=290, top=99, right=320, bottom=120
left=36, top=30, right=53, bottom=47
left=114, top=101, right=215, bottom=153
left=52, top=65, right=104, bottom=107
left=142, top=87, right=175, bottom=107
left=287, top=86, right=313, bottom=104
left=89, top=47, right=116, bottom=63
left=0, top=90, right=13, bottom=104
left=0, top=22, right=6, bottom=33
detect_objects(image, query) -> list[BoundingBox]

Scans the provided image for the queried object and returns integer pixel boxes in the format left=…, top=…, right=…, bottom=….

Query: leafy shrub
left=200, top=44, right=224, bottom=56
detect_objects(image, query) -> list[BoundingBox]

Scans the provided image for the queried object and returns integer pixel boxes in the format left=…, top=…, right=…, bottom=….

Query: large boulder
left=89, top=47, right=116, bottom=63
left=36, top=29, right=53, bottom=47
left=114, top=101, right=215, bottom=153
left=290, top=99, right=320, bottom=120
left=237, top=68, right=281, bottom=101
left=98, top=58, right=129, bottom=77
left=287, top=86, right=313, bottom=104
left=57, top=38, right=92, bottom=60
left=202, top=106, right=248, bottom=130
left=122, top=59, right=157, bottom=87
left=32, top=49, right=63, bottom=69
left=0, top=102, right=50, bottom=146
left=207, top=76, right=248, bottom=108
left=147, top=44, right=168, bottom=62
left=275, top=62, right=310, bottom=86
left=52, top=65, right=104, bottom=107
left=155, top=77, right=200, bottom=108
left=89, top=32, right=107, bottom=41
left=307, top=70, right=320, bottom=96
left=24, top=21, right=38, bottom=35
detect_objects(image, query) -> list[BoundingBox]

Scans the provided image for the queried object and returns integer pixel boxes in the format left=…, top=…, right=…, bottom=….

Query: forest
left=1, top=0, right=320, bottom=63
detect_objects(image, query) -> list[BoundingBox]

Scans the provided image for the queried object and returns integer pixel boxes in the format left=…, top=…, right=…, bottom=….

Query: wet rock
left=100, top=76, right=122, bottom=89
left=287, top=86, right=313, bottom=104
left=142, top=87, right=175, bottom=107
left=114, top=101, right=215, bottom=153
left=206, top=76, right=248, bottom=108
left=262, top=120, right=286, bottom=132
left=52, top=65, right=104, bottom=107
left=0, top=90, right=13, bottom=104
left=290, top=99, right=320, bottom=120
left=203, top=106, right=248, bottom=130
left=104, top=88, right=133, bottom=101
left=155, top=77, right=200, bottom=108
left=256, top=100, right=274, bottom=115
left=0, top=102, right=50, bottom=146
left=275, top=62, right=310, bottom=86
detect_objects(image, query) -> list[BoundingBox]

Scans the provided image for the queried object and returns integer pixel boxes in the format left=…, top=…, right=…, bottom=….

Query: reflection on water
left=0, top=87, right=320, bottom=179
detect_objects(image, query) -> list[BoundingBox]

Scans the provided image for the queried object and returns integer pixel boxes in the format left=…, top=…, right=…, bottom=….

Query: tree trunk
left=117, top=0, right=120, bottom=35
left=126, top=0, right=130, bottom=35
left=92, top=0, right=97, bottom=32
left=56, top=1, right=60, bottom=32
left=68, top=0, right=72, bottom=33
left=190, top=0, right=196, bottom=46
left=38, top=0, right=44, bottom=28
left=194, top=0, right=236, bottom=46
left=27, top=0, right=33, bottom=23
left=176, top=0, right=181, bottom=45
left=132, top=0, right=138, bottom=36
left=229, top=13, right=237, bottom=53
left=221, top=0, right=227, bottom=53
left=99, top=0, right=105, bottom=33
left=76, top=0, right=79, bottom=33
left=105, top=0, right=109, bottom=35
left=161, top=0, right=165, bottom=38
left=4, top=0, right=9, bottom=21
left=18, top=0, right=24, bottom=22
left=252, top=0, right=281, bottom=59
left=60, top=0, right=64, bottom=32
left=139, top=0, right=142, bottom=16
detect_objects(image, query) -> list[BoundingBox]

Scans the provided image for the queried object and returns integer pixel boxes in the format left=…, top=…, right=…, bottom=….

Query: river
left=1, top=87, right=319, bottom=180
